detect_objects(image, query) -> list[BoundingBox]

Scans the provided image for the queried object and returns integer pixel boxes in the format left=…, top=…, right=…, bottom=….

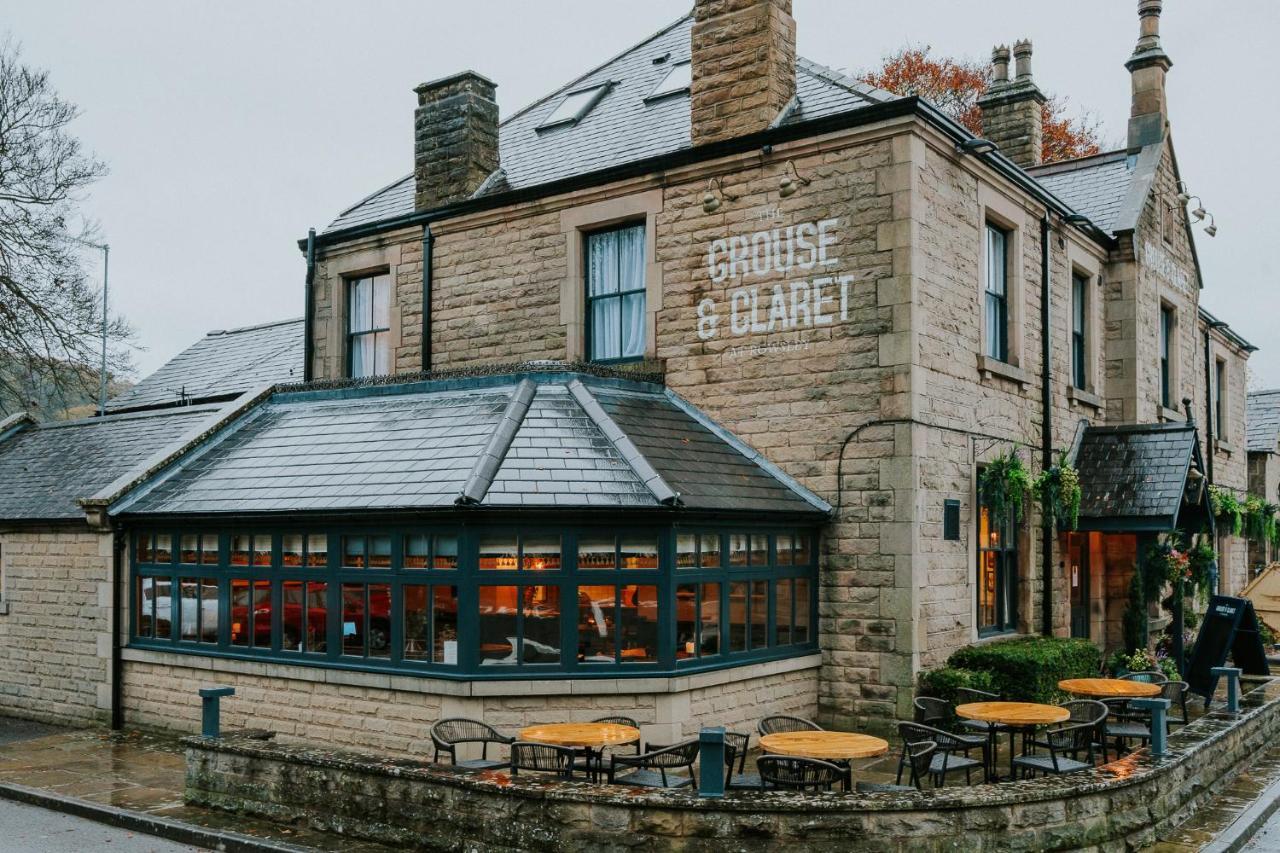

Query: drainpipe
left=303, top=228, right=316, bottom=383
left=110, top=525, right=124, bottom=730
left=1203, top=324, right=1227, bottom=485
left=422, top=224, right=434, bottom=372
left=1040, top=214, right=1054, bottom=637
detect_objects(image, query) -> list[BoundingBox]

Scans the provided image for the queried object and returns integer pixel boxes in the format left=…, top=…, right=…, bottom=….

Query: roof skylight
left=538, top=83, right=610, bottom=130
left=647, top=61, right=691, bottom=101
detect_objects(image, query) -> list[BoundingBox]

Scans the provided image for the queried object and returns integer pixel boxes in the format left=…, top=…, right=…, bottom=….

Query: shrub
left=946, top=637, right=1102, bottom=704
left=916, top=666, right=998, bottom=705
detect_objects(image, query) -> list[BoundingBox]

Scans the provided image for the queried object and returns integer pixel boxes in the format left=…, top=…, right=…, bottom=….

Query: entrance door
left=1068, top=534, right=1090, bottom=639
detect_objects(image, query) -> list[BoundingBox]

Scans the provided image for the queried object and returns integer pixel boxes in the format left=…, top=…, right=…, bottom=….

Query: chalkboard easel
left=1184, top=595, right=1269, bottom=701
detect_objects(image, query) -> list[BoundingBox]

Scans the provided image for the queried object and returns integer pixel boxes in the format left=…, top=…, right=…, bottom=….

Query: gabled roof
left=1247, top=390, right=1280, bottom=454
left=1029, top=150, right=1134, bottom=235
left=107, top=318, right=303, bottom=413
left=0, top=405, right=223, bottom=521
left=324, top=15, right=895, bottom=233
left=111, top=371, right=830, bottom=518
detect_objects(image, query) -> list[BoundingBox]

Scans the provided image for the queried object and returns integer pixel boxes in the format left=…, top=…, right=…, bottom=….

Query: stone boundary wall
left=185, top=677, right=1280, bottom=852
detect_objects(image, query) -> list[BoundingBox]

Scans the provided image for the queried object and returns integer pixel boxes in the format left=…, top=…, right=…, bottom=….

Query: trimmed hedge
left=944, top=637, right=1102, bottom=704
left=916, top=666, right=998, bottom=706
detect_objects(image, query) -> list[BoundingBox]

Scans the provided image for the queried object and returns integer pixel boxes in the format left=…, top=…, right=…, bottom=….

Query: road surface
left=0, top=798, right=206, bottom=852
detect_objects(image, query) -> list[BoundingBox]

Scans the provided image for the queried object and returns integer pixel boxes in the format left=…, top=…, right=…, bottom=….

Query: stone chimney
left=691, top=0, right=796, bottom=147
left=977, top=40, right=1046, bottom=168
left=413, top=71, right=499, bottom=211
left=1126, top=0, right=1172, bottom=152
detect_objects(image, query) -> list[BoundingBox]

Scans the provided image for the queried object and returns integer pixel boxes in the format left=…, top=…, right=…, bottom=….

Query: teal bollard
left=1131, top=697, right=1170, bottom=757
left=698, top=727, right=726, bottom=798
left=1212, top=666, right=1242, bottom=713
left=198, top=686, right=235, bottom=738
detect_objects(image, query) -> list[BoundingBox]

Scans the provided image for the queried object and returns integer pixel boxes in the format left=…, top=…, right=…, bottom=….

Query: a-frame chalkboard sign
left=1184, top=595, right=1269, bottom=701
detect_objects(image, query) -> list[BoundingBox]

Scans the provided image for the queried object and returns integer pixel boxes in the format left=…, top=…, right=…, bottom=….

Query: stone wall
left=0, top=526, right=113, bottom=726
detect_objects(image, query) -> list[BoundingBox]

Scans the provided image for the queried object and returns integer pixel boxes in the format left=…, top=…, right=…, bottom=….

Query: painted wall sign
left=1143, top=241, right=1193, bottom=292
left=696, top=216, right=867, bottom=342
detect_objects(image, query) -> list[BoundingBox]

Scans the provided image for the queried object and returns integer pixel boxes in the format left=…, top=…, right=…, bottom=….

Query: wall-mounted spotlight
left=1175, top=181, right=1192, bottom=205
left=778, top=160, right=811, bottom=198
left=956, top=138, right=999, bottom=156
left=1203, top=214, right=1217, bottom=238
left=702, top=177, right=737, bottom=214
left=1064, top=213, right=1092, bottom=227
left=1191, top=203, right=1207, bottom=222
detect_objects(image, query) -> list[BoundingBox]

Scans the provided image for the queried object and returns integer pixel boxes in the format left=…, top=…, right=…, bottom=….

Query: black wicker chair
left=857, top=740, right=936, bottom=794
left=757, top=755, right=847, bottom=793
left=758, top=715, right=823, bottom=736
left=1059, top=699, right=1109, bottom=762
left=510, top=742, right=575, bottom=779
left=897, top=721, right=986, bottom=786
left=430, top=718, right=513, bottom=770
left=1123, top=670, right=1168, bottom=685
left=724, top=731, right=763, bottom=790
left=1011, top=721, right=1095, bottom=778
left=913, top=697, right=953, bottom=728
left=607, top=740, right=699, bottom=789
left=1162, top=681, right=1190, bottom=727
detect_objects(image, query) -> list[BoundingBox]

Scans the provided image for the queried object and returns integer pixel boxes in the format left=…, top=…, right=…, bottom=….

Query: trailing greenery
left=980, top=449, right=1032, bottom=524
left=915, top=666, right=998, bottom=706
left=946, top=637, right=1101, bottom=704
left=1185, top=537, right=1217, bottom=599
left=1209, top=485, right=1244, bottom=536
left=1033, top=452, right=1082, bottom=531
left=1242, top=495, right=1280, bottom=550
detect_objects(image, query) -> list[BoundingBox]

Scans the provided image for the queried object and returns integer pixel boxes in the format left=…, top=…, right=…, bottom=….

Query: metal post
left=198, top=686, right=235, bottom=738
left=1212, top=666, right=1241, bottom=713
left=1131, top=697, right=1170, bottom=757
left=698, top=726, right=725, bottom=798
left=99, top=244, right=109, bottom=416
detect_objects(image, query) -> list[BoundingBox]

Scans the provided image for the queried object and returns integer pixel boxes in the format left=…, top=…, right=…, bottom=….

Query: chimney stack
left=691, top=0, right=796, bottom=147
left=413, top=71, right=499, bottom=211
left=1125, top=0, right=1172, bottom=152
left=977, top=40, right=1046, bottom=168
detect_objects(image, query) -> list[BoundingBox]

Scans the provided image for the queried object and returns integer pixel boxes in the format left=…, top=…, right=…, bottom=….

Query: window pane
left=367, top=584, right=390, bottom=658
left=676, top=583, right=696, bottom=660
left=728, top=534, right=748, bottom=567
left=404, top=585, right=429, bottom=661
left=522, top=586, right=561, bottom=663
left=621, top=292, right=645, bottom=359
left=700, top=534, right=721, bottom=568
left=351, top=333, right=374, bottom=379
left=700, top=582, right=720, bottom=656
left=405, top=535, right=429, bottom=569
left=230, top=535, right=251, bottom=566
left=433, top=585, right=458, bottom=664
left=649, top=61, right=691, bottom=98
left=369, top=535, right=392, bottom=569
left=579, top=535, right=617, bottom=570
left=794, top=578, right=810, bottom=643
left=675, top=534, right=697, bottom=569
left=154, top=579, right=172, bottom=639
left=434, top=535, right=459, bottom=569
left=371, top=274, right=390, bottom=329
left=986, top=226, right=1006, bottom=296
left=136, top=576, right=154, bottom=638
left=343, top=536, right=366, bottom=569
left=590, top=297, right=620, bottom=361
left=522, top=536, right=560, bottom=571
left=617, top=224, right=645, bottom=292
left=349, top=277, right=371, bottom=334
left=154, top=535, right=172, bottom=564
left=979, top=552, right=998, bottom=630
left=578, top=584, right=616, bottom=662
left=478, top=586, right=518, bottom=665
left=199, top=577, right=218, bottom=643
left=282, top=580, right=304, bottom=651
left=479, top=535, right=517, bottom=570
left=179, top=578, right=200, bottom=639
left=252, top=535, right=271, bottom=567
left=795, top=534, right=812, bottom=567
left=230, top=579, right=250, bottom=647
left=750, top=580, right=769, bottom=650
left=373, top=331, right=391, bottom=377
left=544, top=85, right=604, bottom=126
left=281, top=534, right=304, bottom=568
left=342, top=584, right=365, bottom=656
left=729, top=581, right=748, bottom=653
left=200, top=534, right=219, bottom=565
left=749, top=534, right=769, bottom=566
left=776, top=579, right=794, bottom=645
left=776, top=533, right=794, bottom=566
left=588, top=230, right=620, bottom=297
left=304, top=582, right=327, bottom=653
left=620, top=584, right=658, bottom=663
left=137, top=534, right=153, bottom=564
left=252, top=579, right=271, bottom=648
left=620, top=536, right=658, bottom=569
left=180, top=535, right=198, bottom=565
left=306, top=534, right=327, bottom=568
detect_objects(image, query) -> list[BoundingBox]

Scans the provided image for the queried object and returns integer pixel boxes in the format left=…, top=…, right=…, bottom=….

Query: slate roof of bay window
left=113, top=372, right=829, bottom=517
left=107, top=318, right=303, bottom=413
left=1029, top=150, right=1134, bottom=235
left=1247, top=390, right=1280, bottom=454
left=324, top=15, right=894, bottom=233
left=0, top=405, right=222, bottom=521
left=1070, top=422, right=1202, bottom=531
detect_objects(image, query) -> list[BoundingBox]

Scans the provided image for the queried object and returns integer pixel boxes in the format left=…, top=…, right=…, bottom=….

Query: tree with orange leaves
left=860, top=46, right=1104, bottom=164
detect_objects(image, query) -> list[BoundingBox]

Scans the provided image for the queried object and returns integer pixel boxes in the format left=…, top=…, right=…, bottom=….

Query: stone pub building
left=0, top=0, right=1255, bottom=747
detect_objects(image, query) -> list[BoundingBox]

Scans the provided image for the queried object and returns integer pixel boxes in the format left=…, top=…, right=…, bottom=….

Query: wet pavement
left=0, top=798, right=205, bottom=852
left=1144, top=744, right=1280, bottom=851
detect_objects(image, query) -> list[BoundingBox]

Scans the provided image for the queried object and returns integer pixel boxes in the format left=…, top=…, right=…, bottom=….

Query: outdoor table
left=954, top=701, right=1070, bottom=782
left=518, top=722, right=641, bottom=782
left=758, top=731, right=889, bottom=791
left=1057, top=678, right=1161, bottom=699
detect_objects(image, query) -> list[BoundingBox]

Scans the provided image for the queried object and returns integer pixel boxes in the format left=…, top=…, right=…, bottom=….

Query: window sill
left=977, top=356, right=1029, bottom=388
left=1216, top=439, right=1236, bottom=456
left=1159, top=406, right=1185, bottom=423
left=1068, top=386, right=1104, bottom=411
left=974, top=628, right=1021, bottom=644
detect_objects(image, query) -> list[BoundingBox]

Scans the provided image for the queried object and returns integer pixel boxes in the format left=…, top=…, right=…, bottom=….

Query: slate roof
left=324, top=16, right=894, bottom=233
left=1029, top=150, right=1134, bottom=234
left=107, top=319, right=304, bottom=413
left=114, top=372, right=829, bottom=518
left=1071, top=422, right=1205, bottom=532
left=0, top=405, right=222, bottom=521
left=1247, top=390, right=1280, bottom=454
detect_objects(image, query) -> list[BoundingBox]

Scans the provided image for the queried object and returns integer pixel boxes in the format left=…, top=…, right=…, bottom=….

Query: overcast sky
left=4, top=1, right=1276, bottom=386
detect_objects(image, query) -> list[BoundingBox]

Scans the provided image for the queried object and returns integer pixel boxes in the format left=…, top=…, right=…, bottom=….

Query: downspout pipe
left=303, top=228, right=316, bottom=383
left=422, top=225, right=434, bottom=372
left=1203, top=323, right=1227, bottom=485
left=1040, top=214, right=1054, bottom=637
left=110, top=525, right=124, bottom=730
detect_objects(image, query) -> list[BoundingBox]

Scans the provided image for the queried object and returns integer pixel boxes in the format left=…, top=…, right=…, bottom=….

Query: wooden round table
left=519, top=722, right=641, bottom=781
left=1058, top=678, right=1162, bottom=699
left=758, top=731, right=889, bottom=761
left=955, top=702, right=1070, bottom=781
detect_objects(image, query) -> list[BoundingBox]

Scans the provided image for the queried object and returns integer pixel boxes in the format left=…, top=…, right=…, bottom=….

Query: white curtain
left=588, top=224, right=645, bottom=360
left=619, top=225, right=645, bottom=358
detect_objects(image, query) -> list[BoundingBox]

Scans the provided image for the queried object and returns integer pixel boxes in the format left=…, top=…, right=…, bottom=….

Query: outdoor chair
left=1161, top=681, right=1190, bottom=727
left=757, top=755, right=848, bottom=793
left=913, top=697, right=954, bottom=728
left=607, top=740, right=699, bottom=789
left=897, top=722, right=986, bottom=786
left=955, top=687, right=1009, bottom=736
left=857, top=740, right=936, bottom=794
left=430, top=718, right=513, bottom=770
left=1058, top=700, right=1110, bottom=763
left=1123, top=670, right=1168, bottom=685
left=1011, top=721, right=1095, bottom=778
left=509, top=742, right=575, bottom=779
left=571, top=714, right=642, bottom=778
left=758, top=714, right=823, bottom=736
left=724, top=731, right=763, bottom=790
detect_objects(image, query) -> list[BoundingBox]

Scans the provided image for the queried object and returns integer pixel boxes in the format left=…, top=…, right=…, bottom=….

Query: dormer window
left=647, top=61, right=691, bottom=101
left=538, top=83, right=610, bottom=130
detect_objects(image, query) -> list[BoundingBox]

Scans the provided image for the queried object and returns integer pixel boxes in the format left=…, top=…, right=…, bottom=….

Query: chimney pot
left=1012, top=39, right=1034, bottom=81
left=1126, top=0, right=1172, bottom=152
left=977, top=39, right=1045, bottom=167
left=991, top=45, right=1011, bottom=84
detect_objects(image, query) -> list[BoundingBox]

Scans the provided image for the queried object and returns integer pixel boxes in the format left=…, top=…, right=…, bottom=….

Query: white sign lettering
left=1143, top=241, right=1193, bottom=292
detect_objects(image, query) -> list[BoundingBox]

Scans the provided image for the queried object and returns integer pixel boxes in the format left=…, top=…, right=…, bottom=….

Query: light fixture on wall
left=701, top=177, right=737, bottom=214
left=1203, top=214, right=1218, bottom=238
left=1175, top=181, right=1192, bottom=205
left=956, top=138, right=999, bottom=156
left=778, top=160, right=812, bottom=198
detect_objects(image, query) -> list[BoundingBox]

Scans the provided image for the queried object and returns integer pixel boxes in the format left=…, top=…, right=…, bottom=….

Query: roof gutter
left=301, top=97, right=1114, bottom=252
